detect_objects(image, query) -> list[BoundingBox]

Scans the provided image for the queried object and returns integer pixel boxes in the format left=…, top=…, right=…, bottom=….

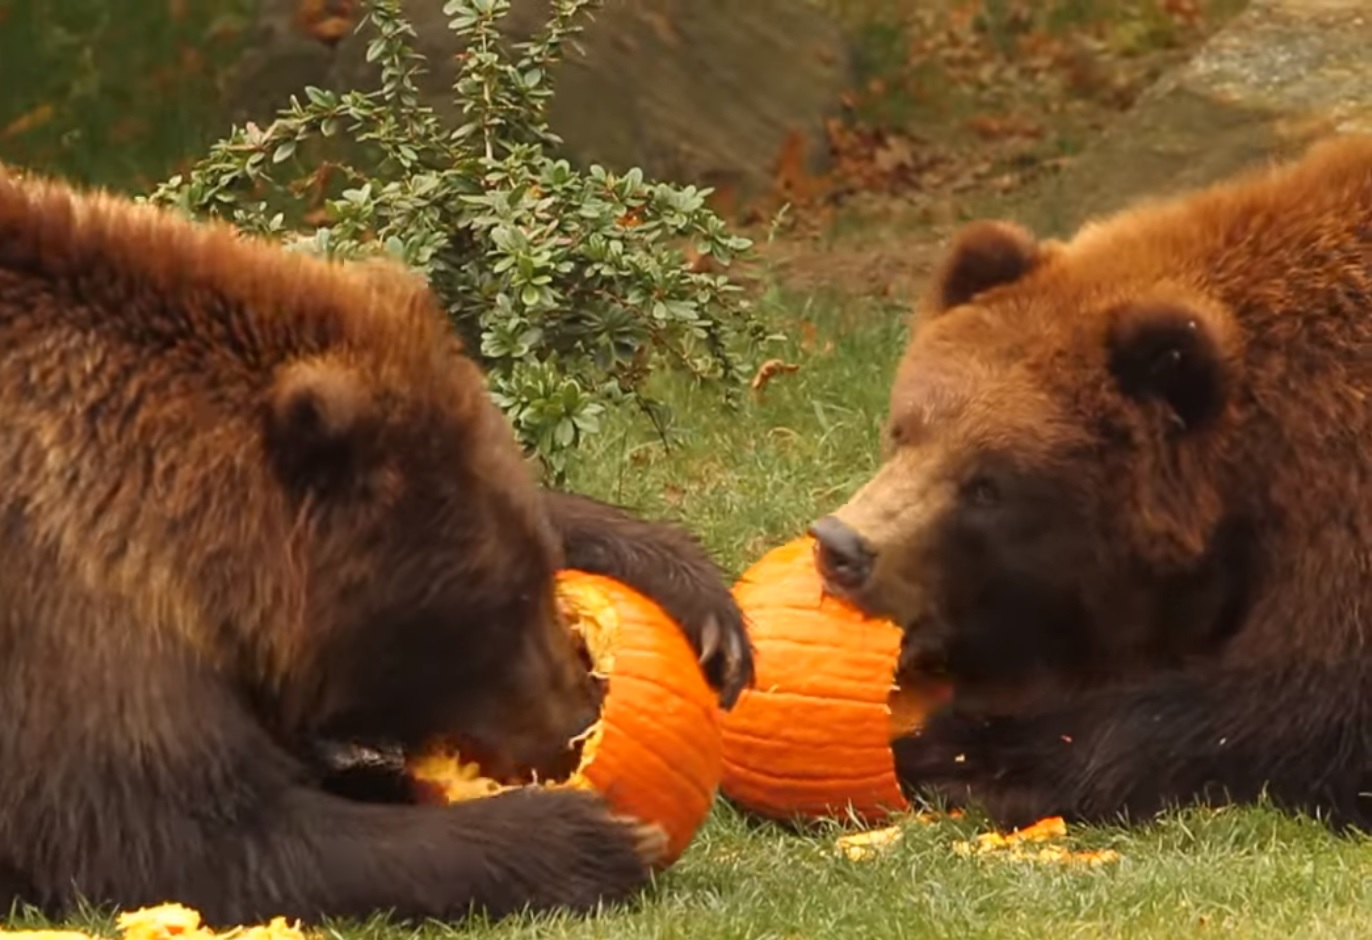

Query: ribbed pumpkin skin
left=719, top=537, right=911, bottom=824
left=557, top=570, right=723, bottom=866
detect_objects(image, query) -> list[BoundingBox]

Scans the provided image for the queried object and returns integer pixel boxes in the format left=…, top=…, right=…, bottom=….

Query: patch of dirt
left=753, top=230, right=945, bottom=308
left=734, top=0, right=1250, bottom=302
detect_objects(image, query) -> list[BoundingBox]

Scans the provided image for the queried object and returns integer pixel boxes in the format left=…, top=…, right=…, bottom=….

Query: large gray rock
left=227, top=0, right=853, bottom=202
left=1021, top=0, right=1372, bottom=236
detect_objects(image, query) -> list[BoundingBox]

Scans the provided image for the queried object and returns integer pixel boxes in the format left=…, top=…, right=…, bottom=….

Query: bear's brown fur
left=811, top=134, right=1372, bottom=830
left=0, top=169, right=752, bottom=924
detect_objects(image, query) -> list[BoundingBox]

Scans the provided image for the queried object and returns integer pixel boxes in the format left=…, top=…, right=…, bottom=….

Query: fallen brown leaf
left=294, top=0, right=358, bottom=47
left=2, top=104, right=55, bottom=139
left=750, top=359, right=800, bottom=393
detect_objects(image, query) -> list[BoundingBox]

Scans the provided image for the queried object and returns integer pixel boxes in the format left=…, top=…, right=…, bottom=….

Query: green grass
left=8, top=2, right=1371, bottom=935
left=528, top=289, right=1372, bottom=938
left=18, top=799, right=1372, bottom=940
left=8, top=278, right=1372, bottom=940
left=539, top=289, right=1372, bottom=940
left=0, top=0, right=251, bottom=191
left=565, top=287, right=903, bottom=578
left=395, top=804, right=1372, bottom=939
left=566, top=289, right=1372, bottom=939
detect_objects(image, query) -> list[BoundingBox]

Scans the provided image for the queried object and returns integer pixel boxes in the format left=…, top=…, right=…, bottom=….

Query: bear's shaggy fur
left=0, top=169, right=752, bottom=924
left=812, top=134, right=1372, bottom=831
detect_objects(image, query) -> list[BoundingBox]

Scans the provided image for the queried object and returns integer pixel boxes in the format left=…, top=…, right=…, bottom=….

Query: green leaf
left=141, top=0, right=761, bottom=476
left=553, top=417, right=575, bottom=448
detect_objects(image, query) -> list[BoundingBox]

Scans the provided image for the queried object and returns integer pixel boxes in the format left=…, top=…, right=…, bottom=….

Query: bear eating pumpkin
left=809, top=134, right=1372, bottom=833
left=0, top=167, right=753, bottom=927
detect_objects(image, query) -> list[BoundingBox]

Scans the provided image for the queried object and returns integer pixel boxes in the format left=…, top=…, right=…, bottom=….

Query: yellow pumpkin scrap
left=951, top=815, right=1121, bottom=866
left=225, top=920, right=307, bottom=940
left=834, top=825, right=905, bottom=861
left=115, top=903, right=210, bottom=940
left=405, top=577, right=621, bottom=802
left=0, top=904, right=307, bottom=940
left=406, top=746, right=509, bottom=801
left=408, top=570, right=724, bottom=868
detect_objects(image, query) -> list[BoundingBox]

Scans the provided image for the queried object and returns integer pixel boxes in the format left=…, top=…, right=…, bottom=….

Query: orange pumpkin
left=719, top=536, right=952, bottom=824
left=407, top=570, right=723, bottom=867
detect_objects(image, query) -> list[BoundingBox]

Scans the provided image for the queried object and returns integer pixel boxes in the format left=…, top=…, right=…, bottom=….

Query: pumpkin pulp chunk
left=407, top=581, right=619, bottom=800
left=888, top=672, right=953, bottom=739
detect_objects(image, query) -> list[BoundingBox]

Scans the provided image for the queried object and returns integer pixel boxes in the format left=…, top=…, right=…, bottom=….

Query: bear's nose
left=810, top=515, right=876, bottom=593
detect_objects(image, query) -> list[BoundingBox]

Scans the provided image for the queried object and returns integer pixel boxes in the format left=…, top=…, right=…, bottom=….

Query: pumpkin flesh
left=408, top=571, right=721, bottom=866
left=719, top=536, right=952, bottom=824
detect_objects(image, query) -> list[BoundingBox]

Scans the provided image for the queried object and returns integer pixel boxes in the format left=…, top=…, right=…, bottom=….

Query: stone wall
left=228, top=0, right=854, bottom=204
left=1022, top=0, right=1372, bottom=236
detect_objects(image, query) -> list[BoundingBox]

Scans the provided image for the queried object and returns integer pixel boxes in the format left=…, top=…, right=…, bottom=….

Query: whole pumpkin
left=718, top=536, right=952, bottom=824
left=406, top=569, right=723, bottom=867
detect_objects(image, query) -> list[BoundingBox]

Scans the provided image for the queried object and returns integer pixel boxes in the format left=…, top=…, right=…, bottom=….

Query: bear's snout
left=811, top=515, right=876, bottom=595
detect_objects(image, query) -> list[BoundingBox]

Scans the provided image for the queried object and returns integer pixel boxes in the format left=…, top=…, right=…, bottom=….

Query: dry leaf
left=750, top=359, right=800, bottom=393
left=771, top=129, right=827, bottom=208
left=293, top=0, right=358, bottom=46
left=2, top=104, right=55, bottom=139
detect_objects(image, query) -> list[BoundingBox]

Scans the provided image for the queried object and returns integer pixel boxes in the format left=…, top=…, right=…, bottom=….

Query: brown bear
left=0, top=168, right=752, bottom=925
left=810, top=134, right=1372, bottom=832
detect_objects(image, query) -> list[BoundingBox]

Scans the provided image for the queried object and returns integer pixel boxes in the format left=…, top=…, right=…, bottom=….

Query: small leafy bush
left=145, top=0, right=764, bottom=480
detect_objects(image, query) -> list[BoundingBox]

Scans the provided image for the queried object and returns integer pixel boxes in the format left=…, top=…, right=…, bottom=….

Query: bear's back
left=0, top=170, right=455, bottom=388
left=1045, top=136, right=1372, bottom=662
left=0, top=171, right=486, bottom=647
left=1068, top=134, right=1372, bottom=343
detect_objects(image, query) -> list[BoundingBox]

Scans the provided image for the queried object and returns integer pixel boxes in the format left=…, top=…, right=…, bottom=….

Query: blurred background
left=5, top=0, right=1369, bottom=555
left=1, top=1, right=1282, bottom=262
left=13, top=0, right=1371, bottom=295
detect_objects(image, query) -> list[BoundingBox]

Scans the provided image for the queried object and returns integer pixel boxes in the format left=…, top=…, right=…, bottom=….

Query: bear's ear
left=1107, top=301, right=1231, bottom=433
left=928, top=220, right=1045, bottom=312
left=266, top=357, right=377, bottom=489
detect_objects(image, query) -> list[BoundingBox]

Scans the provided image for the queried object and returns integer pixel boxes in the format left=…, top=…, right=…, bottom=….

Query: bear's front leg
left=232, top=783, right=665, bottom=926
left=543, top=489, right=754, bottom=707
left=892, top=664, right=1372, bottom=832
left=0, top=863, right=32, bottom=914
left=890, top=705, right=1078, bottom=829
left=20, top=734, right=662, bottom=927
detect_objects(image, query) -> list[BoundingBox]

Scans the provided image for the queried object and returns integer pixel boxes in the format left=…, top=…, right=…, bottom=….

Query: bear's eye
left=963, top=475, right=1001, bottom=508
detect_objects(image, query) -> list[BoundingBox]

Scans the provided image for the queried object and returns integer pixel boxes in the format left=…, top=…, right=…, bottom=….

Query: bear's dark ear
left=266, top=357, right=376, bottom=489
left=929, top=220, right=1044, bottom=312
left=1107, top=301, right=1231, bottom=433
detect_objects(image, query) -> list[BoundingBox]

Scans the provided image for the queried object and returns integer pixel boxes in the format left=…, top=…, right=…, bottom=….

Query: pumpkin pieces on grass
left=719, top=535, right=952, bottom=825
left=0, top=903, right=305, bottom=940
left=952, top=815, right=1122, bottom=866
left=406, top=570, right=723, bottom=867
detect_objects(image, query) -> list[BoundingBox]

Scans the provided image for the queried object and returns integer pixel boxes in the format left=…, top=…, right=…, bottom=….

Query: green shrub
left=144, top=0, right=765, bottom=480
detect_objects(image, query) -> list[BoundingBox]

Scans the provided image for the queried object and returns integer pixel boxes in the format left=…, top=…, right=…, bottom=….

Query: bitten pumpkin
left=718, top=536, right=952, bottom=824
left=406, top=570, right=723, bottom=867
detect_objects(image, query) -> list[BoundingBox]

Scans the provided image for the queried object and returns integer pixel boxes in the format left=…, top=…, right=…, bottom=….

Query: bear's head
left=812, top=220, right=1258, bottom=704
left=255, top=268, right=596, bottom=774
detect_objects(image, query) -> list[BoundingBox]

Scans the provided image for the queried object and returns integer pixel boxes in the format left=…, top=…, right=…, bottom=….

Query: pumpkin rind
left=720, top=536, right=944, bottom=824
left=557, top=570, right=723, bottom=865
left=409, top=570, right=722, bottom=868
